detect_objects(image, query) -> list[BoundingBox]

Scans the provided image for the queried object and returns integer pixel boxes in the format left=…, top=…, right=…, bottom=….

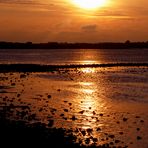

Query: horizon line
left=1, top=40, right=148, bottom=44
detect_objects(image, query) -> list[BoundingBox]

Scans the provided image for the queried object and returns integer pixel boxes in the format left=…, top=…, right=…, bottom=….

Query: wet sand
left=0, top=66, right=148, bottom=147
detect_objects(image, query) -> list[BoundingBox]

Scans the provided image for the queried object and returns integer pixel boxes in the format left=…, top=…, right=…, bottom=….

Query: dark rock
left=81, top=130, right=86, bottom=136
left=85, top=138, right=90, bottom=144
left=63, top=117, right=67, bottom=120
left=17, top=94, right=21, bottom=97
left=135, top=116, right=140, bottom=118
left=39, top=108, right=43, bottom=112
left=140, top=120, right=144, bottom=123
left=119, top=132, right=123, bottom=135
left=109, top=135, right=115, bottom=139
left=96, top=127, right=101, bottom=131
left=123, top=118, right=128, bottom=122
left=93, top=111, right=96, bottom=115
left=47, top=95, right=51, bottom=99
left=64, top=109, right=68, bottom=112
left=20, top=74, right=26, bottom=78
left=60, top=114, right=64, bottom=117
left=137, top=128, right=140, bottom=131
left=137, top=136, right=142, bottom=140
left=11, top=83, right=16, bottom=86
left=51, top=108, right=57, bottom=112
left=71, top=115, right=77, bottom=121
left=69, top=103, right=72, bottom=106
left=92, top=138, right=98, bottom=143
left=115, top=140, right=120, bottom=143
left=79, top=110, right=84, bottom=114
left=87, top=128, right=93, bottom=134
left=99, top=113, right=103, bottom=116
left=110, top=142, right=114, bottom=145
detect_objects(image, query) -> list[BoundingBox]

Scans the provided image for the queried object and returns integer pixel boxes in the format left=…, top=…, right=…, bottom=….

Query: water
left=0, top=48, right=148, bottom=65
left=0, top=48, right=148, bottom=147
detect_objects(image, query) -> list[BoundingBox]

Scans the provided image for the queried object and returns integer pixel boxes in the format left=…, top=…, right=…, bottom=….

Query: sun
left=72, top=0, right=107, bottom=10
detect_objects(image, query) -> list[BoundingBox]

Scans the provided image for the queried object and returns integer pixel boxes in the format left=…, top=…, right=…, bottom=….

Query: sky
left=0, top=0, right=148, bottom=43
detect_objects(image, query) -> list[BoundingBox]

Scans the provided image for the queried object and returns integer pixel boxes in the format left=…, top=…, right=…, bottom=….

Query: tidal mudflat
left=0, top=66, right=148, bottom=147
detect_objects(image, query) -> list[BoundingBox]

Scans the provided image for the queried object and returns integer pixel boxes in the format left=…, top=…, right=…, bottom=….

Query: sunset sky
left=0, top=0, right=148, bottom=43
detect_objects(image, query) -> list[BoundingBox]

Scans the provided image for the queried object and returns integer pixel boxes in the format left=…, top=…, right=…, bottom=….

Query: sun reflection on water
left=79, top=82, right=94, bottom=86
left=71, top=76, right=106, bottom=145
left=81, top=68, right=96, bottom=73
left=81, top=60, right=97, bottom=64
left=71, top=67, right=108, bottom=131
left=74, top=79, right=99, bottom=128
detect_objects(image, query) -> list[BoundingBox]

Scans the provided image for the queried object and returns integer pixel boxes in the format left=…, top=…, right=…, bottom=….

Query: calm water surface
left=0, top=48, right=148, bottom=64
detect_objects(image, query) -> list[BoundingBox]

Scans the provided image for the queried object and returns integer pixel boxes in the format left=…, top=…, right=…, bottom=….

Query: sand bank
left=0, top=66, right=148, bottom=147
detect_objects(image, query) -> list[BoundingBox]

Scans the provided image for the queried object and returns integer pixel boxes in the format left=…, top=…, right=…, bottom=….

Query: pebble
left=99, top=113, right=103, bottom=116
left=137, top=136, right=142, bottom=140
left=71, top=115, right=77, bottom=121
left=96, top=127, right=101, bottom=131
left=64, top=109, right=68, bottom=112
left=47, top=95, right=51, bottom=99
left=119, top=132, right=123, bottom=135
left=79, top=110, right=84, bottom=114
left=109, top=135, right=115, bottom=139
left=123, top=118, right=128, bottom=122
left=137, top=128, right=140, bottom=131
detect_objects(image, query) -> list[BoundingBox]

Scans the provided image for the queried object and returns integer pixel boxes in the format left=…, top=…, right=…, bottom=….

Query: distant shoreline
left=0, top=41, right=148, bottom=49
left=0, top=63, right=148, bottom=72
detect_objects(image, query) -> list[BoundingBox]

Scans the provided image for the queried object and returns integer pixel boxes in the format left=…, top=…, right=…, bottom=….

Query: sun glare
left=72, top=0, right=107, bottom=10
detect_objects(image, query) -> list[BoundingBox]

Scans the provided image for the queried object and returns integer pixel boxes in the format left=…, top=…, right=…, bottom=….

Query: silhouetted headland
left=0, top=63, right=148, bottom=72
left=0, top=41, right=148, bottom=49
